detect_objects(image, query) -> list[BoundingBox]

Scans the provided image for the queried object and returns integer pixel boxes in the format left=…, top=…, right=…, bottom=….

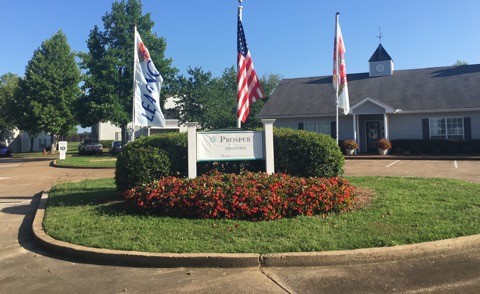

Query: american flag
left=237, top=16, right=264, bottom=123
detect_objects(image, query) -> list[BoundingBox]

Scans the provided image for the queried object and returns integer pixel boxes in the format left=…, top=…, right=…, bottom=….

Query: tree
left=453, top=60, right=468, bottom=66
left=78, top=0, right=176, bottom=142
left=176, top=66, right=281, bottom=130
left=0, top=73, right=20, bottom=142
left=17, top=31, right=80, bottom=152
left=243, top=73, right=282, bottom=129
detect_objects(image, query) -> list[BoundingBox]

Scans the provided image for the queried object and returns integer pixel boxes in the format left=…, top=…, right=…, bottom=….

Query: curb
left=33, top=189, right=480, bottom=268
left=51, top=160, right=115, bottom=170
left=345, top=155, right=480, bottom=160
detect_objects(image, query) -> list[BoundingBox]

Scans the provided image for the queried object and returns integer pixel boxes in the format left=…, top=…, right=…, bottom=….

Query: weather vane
left=377, top=27, right=383, bottom=44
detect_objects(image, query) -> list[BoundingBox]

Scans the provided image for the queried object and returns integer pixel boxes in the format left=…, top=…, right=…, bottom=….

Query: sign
left=58, top=141, right=67, bottom=160
left=197, top=131, right=264, bottom=161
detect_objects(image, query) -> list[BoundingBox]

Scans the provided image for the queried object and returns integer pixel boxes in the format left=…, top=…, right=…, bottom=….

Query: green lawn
left=43, top=177, right=480, bottom=254
left=55, top=155, right=116, bottom=168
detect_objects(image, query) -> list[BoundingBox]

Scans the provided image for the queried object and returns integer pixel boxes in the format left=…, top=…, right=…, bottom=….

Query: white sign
left=197, top=131, right=264, bottom=161
left=58, top=141, right=67, bottom=160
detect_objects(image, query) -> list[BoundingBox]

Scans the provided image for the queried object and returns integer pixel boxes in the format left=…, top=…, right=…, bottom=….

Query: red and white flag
left=333, top=13, right=350, bottom=115
left=133, top=27, right=165, bottom=127
left=237, top=15, right=264, bottom=123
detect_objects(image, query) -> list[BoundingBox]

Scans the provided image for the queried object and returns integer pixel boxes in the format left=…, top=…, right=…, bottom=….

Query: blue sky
left=1, top=0, right=480, bottom=80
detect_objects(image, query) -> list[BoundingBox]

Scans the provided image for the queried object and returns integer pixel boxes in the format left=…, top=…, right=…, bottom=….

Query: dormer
left=369, top=44, right=394, bottom=77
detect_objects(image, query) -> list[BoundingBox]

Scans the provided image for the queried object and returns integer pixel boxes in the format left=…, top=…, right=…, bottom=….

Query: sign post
left=261, top=119, right=275, bottom=174
left=187, top=120, right=276, bottom=178
left=58, top=141, right=67, bottom=160
left=187, top=122, right=198, bottom=179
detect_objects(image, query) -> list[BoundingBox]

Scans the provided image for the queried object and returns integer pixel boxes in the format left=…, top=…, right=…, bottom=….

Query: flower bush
left=375, top=138, right=392, bottom=150
left=123, top=172, right=355, bottom=221
left=340, top=139, right=359, bottom=150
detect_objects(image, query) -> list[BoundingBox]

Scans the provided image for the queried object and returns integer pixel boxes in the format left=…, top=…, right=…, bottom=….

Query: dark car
left=109, top=141, right=122, bottom=155
left=78, top=138, right=103, bottom=155
left=0, top=144, right=12, bottom=157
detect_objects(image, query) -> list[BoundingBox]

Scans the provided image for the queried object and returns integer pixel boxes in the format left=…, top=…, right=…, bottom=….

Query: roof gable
left=351, top=97, right=395, bottom=114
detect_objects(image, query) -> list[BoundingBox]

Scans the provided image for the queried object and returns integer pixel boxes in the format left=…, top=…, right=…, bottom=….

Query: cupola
left=369, top=43, right=394, bottom=77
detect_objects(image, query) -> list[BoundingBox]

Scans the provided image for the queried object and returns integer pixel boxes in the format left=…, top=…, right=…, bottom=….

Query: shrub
left=274, top=128, right=344, bottom=178
left=114, top=132, right=189, bottom=191
left=123, top=172, right=355, bottom=221
left=391, top=139, right=480, bottom=155
left=340, top=139, right=359, bottom=150
left=375, top=138, right=392, bottom=150
left=116, top=128, right=345, bottom=191
left=100, top=140, right=114, bottom=149
left=115, top=145, right=171, bottom=192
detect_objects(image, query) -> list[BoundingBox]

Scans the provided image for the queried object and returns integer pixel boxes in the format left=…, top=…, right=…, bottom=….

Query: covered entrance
left=350, top=98, right=397, bottom=153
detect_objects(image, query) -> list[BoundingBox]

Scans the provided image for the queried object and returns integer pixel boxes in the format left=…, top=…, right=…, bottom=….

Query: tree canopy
left=0, top=73, right=20, bottom=142
left=176, top=66, right=281, bottom=129
left=16, top=30, right=80, bottom=151
left=77, top=0, right=177, bottom=139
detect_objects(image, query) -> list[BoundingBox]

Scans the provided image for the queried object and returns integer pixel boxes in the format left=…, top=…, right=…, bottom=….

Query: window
left=429, top=117, right=464, bottom=140
left=304, top=121, right=331, bottom=135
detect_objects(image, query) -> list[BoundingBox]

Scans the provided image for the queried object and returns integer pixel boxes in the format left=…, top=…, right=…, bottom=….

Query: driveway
left=345, top=159, right=480, bottom=183
left=1, top=158, right=479, bottom=293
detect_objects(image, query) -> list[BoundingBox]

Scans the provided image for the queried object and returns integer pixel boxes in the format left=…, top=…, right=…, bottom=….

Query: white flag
left=133, top=28, right=165, bottom=127
left=333, top=14, right=350, bottom=115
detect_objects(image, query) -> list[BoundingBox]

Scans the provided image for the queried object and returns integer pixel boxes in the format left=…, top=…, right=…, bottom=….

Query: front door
left=366, top=122, right=380, bottom=152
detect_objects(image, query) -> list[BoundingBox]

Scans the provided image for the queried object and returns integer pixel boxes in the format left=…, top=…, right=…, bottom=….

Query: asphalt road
left=1, top=158, right=479, bottom=293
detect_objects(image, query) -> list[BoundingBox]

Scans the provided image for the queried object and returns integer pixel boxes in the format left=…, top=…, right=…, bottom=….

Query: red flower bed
left=123, top=172, right=355, bottom=221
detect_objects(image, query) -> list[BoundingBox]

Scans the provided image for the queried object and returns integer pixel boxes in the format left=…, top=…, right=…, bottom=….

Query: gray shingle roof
left=369, top=44, right=393, bottom=62
left=258, top=64, right=480, bottom=118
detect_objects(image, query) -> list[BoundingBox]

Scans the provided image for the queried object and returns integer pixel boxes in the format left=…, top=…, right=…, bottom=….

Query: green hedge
left=391, top=139, right=480, bottom=155
left=115, top=133, right=187, bottom=191
left=115, top=128, right=345, bottom=191
left=274, top=128, right=344, bottom=178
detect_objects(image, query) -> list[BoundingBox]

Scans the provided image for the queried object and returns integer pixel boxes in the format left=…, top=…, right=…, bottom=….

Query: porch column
left=384, top=113, right=389, bottom=140
left=353, top=114, right=357, bottom=142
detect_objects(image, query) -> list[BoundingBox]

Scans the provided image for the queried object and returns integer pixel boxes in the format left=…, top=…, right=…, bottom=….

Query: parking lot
left=344, top=159, right=480, bottom=183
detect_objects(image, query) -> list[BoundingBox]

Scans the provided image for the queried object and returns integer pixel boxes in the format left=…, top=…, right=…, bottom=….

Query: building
left=91, top=96, right=185, bottom=141
left=258, top=44, right=480, bottom=153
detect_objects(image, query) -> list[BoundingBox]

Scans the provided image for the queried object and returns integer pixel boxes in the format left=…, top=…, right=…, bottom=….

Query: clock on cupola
left=369, top=43, right=394, bottom=77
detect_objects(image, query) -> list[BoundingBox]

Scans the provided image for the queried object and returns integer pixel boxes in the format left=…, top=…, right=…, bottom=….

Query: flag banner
left=237, top=15, right=264, bottom=123
left=133, top=28, right=165, bottom=127
left=333, top=15, right=350, bottom=115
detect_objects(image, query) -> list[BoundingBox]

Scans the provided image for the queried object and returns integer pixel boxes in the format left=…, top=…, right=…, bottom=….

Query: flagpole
left=236, top=0, right=243, bottom=129
left=335, top=12, right=340, bottom=145
left=131, top=25, right=138, bottom=142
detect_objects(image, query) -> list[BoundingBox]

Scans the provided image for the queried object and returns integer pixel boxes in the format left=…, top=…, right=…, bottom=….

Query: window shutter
left=422, top=119, right=429, bottom=140
left=330, top=121, right=336, bottom=138
left=464, top=117, right=472, bottom=140
left=298, top=122, right=304, bottom=130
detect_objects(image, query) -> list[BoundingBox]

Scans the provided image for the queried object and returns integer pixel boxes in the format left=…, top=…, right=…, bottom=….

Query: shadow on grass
left=48, top=188, right=121, bottom=207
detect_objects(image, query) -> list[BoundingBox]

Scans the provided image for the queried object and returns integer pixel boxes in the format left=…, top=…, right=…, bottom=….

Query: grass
left=55, top=155, right=117, bottom=168
left=43, top=177, right=480, bottom=254
left=12, top=142, right=108, bottom=158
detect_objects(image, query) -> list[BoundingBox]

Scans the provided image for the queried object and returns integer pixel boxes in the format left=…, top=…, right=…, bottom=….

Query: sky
left=1, top=0, right=480, bottom=80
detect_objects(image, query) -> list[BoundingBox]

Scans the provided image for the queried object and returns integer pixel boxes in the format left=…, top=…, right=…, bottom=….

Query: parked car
left=0, top=144, right=12, bottom=157
left=78, top=138, right=103, bottom=155
left=109, top=141, right=122, bottom=155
